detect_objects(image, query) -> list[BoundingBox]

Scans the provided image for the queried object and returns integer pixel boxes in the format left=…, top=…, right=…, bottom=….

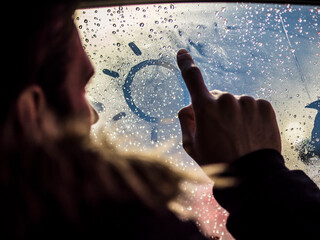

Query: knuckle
left=178, top=108, right=187, bottom=119
left=240, top=95, right=255, bottom=103
left=239, top=96, right=257, bottom=121
left=239, top=96, right=257, bottom=109
left=217, top=93, right=240, bottom=117
left=257, top=99, right=272, bottom=110
left=218, top=93, right=236, bottom=106
left=178, top=105, right=195, bottom=122
left=183, top=65, right=201, bottom=77
left=257, top=99, right=275, bottom=117
left=178, top=105, right=192, bottom=117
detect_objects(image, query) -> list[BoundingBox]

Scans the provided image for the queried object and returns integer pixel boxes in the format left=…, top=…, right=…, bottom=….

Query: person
left=176, top=49, right=320, bottom=239
left=3, top=1, right=319, bottom=240
left=0, top=1, right=209, bottom=239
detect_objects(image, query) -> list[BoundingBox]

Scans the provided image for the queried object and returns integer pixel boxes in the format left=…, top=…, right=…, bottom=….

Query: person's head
left=0, top=3, right=208, bottom=238
left=2, top=1, right=98, bottom=142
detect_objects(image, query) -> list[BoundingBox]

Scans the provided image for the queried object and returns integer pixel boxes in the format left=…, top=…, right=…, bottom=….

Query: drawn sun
left=102, top=42, right=190, bottom=143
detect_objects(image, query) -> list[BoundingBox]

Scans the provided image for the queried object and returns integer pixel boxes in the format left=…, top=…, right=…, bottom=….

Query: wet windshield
left=75, top=3, right=319, bottom=239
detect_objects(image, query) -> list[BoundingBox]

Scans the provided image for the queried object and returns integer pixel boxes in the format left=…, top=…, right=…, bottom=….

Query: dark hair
left=2, top=1, right=78, bottom=123
left=0, top=122, right=198, bottom=239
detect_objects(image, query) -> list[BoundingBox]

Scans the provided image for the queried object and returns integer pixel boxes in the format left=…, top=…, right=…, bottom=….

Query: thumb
left=177, top=49, right=211, bottom=108
left=178, top=106, right=196, bottom=159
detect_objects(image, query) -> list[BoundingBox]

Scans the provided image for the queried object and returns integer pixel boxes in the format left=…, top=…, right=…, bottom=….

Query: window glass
left=75, top=3, right=319, bottom=239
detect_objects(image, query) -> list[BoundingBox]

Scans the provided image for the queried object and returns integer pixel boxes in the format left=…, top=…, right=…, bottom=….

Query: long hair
left=0, top=116, right=198, bottom=238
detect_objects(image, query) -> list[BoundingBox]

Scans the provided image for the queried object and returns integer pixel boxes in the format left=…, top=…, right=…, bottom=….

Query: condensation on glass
left=75, top=3, right=319, bottom=239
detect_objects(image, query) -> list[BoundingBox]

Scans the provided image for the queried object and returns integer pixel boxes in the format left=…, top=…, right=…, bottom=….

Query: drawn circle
left=123, top=59, right=189, bottom=123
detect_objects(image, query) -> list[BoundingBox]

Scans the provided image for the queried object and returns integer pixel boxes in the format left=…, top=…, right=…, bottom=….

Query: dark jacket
left=18, top=198, right=208, bottom=240
left=0, top=135, right=208, bottom=240
left=213, top=149, right=320, bottom=240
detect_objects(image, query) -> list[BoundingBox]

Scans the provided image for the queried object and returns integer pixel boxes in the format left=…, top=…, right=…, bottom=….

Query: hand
left=176, top=49, right=281, bottom=165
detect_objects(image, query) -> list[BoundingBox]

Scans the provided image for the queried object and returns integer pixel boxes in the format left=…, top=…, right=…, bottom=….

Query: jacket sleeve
left=212, top=149, right=320, bottom=240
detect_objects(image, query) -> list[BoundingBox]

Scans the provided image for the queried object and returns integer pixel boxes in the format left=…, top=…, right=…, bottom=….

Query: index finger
left=177, top=49, right=211, bottom=107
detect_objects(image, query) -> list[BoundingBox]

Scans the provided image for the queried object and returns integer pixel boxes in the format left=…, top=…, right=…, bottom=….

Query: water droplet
left=168, top=19, right=173, bottom=23
left=139, top=23, right=144, bottom=27
left=136, top=7, right=140, bottom=11
left=155, top=20, right=159, bottom=24
left=84, top=19, right=88, bottom=23
left=174, top=25, right=178, bottom=29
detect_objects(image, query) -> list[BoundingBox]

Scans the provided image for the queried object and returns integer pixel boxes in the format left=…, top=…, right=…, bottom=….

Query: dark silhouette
left=295, top=99, right=320, bottom=164
left=0, top=1, right=208, bottom=239
left=306, top=99, right=320, bottom=155
left=2, top=1, right=319, bottom=240
left=177, top=49, right=320, bottom=240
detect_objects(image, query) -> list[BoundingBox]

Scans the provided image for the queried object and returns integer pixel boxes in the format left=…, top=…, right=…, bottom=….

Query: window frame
left=78, top=0, right=320, bottom=8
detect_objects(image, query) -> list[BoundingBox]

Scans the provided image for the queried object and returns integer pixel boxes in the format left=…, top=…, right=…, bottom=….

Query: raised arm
left=176, top=49, right=320, bottom=239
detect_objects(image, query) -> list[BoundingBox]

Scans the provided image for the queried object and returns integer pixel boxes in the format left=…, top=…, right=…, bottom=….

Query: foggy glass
left=75, top=3, right=320, bottom=239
